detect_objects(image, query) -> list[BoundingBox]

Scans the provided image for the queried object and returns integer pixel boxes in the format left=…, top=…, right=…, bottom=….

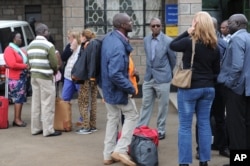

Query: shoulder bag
left=172, top=39, right=195, bottom=88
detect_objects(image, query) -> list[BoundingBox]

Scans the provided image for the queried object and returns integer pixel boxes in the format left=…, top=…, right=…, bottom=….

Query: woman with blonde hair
left=170, top=11, right=220, bottom=166
left=74, top=29, right=101, bottom=134
left=61, top=30, right=81, bottom=102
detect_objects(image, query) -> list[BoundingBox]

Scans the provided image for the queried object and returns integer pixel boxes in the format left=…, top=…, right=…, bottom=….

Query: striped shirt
left=27, top=36, right=58, bottom=80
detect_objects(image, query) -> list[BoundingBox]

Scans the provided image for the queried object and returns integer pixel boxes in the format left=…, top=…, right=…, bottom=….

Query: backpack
left=133, top=125, right=159, bottom=146
left=130, top=135, right=158, bottom=166
left=130, top=126, right=159, bottom=166
left=71, top=38, right=102, bottom=84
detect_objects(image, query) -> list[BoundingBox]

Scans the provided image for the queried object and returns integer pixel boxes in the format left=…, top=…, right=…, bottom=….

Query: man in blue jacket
left=218, top=14, right=250, bottom=166
left=101, top=13, right=138, bottom=166
left=137, top=17, right=176, bottom=140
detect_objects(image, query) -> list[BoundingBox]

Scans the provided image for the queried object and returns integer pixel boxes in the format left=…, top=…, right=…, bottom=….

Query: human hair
left=192, top=11, right=217, bottom=49
left=68, top=30, right=81, bottom=45
left=35, top=23, right=48, bottom=36
left=82, top=29, right=96, bottom=40
left=150, top=17, right=161, bottom=25
left=8, top=31, right=19, bottom=43
left=112, top=13, right=129, bottom=29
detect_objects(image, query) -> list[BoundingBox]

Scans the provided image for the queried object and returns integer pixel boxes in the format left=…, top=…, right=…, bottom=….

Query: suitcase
left=54, top=97, right=72, bottom=132
left=0, top=68, right=9, bottom=129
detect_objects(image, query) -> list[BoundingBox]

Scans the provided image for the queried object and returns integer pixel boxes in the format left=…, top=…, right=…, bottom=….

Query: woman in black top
left=170, top=11, right=220, bottom=166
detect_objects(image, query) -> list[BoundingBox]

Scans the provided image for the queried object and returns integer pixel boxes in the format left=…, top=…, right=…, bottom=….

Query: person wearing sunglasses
left=137, top=17, right=176, bottom=140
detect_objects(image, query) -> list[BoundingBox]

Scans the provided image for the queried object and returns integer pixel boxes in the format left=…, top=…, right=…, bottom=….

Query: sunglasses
left=151, top=24, right=161, bottom=28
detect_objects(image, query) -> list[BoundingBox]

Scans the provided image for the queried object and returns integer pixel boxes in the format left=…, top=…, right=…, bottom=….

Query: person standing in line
left=137, top=17, right=176, bottom=140
left=3, top=31, right=29, bottom=127
left=75, top=29, right=99, bottom=134
left=220, top=20, right=231, bottom=43
left=61, top=30, right=81, bottom=102
left=101, top=13, right=138, bottom=166
left=61, top=30, right=82, bottom=125
left=195, top=17, right=229, bottom=160
left=217, top=14, right=250, bottom=166
left=170, top=11, right=220, bottom=166
left=209, top=17, right=229, bottom=157
left=27, top=23, right=61, bottom=137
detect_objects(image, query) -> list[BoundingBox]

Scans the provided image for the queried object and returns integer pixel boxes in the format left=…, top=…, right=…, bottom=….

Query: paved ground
left=0, top=96, right=229, bottom=166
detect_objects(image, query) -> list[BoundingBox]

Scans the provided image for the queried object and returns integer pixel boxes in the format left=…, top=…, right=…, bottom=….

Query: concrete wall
left=0, top=0, right=203, bottom=88
left=0, top=0, right=63, bottom=52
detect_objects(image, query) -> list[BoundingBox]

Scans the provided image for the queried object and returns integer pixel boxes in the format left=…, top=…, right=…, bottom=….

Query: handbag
left=172, top=39, right=195, bottom=88
left=54, top=98, right=72, bottom=132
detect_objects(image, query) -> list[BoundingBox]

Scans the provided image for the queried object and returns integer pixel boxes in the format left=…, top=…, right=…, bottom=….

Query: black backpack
left=71, top=38, right=102, bottom=84
left=130, top=135, right=159, bottom=166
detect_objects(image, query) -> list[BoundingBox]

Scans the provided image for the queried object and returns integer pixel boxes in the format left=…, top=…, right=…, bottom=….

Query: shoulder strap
left=190, top=39, right=195, bottom=68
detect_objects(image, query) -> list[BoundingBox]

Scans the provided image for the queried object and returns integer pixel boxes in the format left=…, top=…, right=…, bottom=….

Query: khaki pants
left=31, top=78, right=56, bottom=136
left=103, top=98, right=139, bottom=160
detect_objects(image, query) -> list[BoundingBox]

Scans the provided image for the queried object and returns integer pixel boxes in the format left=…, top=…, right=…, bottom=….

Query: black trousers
left=210, top=84, right=228, bottom=151
left=224, top=87, right=250, bottom=150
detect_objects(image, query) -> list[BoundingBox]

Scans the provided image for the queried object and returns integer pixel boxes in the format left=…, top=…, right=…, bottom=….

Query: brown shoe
left=118, top=153, right=136, bottom=166
left=111, top=152, right=120, bottom=161
left=103, top=159, right=114, bottom=165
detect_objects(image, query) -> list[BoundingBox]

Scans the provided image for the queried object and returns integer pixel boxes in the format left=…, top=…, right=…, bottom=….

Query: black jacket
left=71, top=39, right=101, bottom=82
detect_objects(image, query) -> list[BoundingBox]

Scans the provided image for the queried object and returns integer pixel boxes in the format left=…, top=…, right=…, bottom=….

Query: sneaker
left=90, top=127, right=98, bottom=132
left=75, top=128, right=92, bottom=134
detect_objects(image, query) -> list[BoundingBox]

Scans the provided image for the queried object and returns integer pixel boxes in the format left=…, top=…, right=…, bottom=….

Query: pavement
left=0, top=94, right=229, bottom=166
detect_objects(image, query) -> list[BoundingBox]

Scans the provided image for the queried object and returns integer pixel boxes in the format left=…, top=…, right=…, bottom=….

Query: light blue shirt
left=151, top=38, right=159, bottom=61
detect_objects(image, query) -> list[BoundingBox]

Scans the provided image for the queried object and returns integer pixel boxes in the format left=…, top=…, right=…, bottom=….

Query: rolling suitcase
left=0, top=68, right=9, bottom=129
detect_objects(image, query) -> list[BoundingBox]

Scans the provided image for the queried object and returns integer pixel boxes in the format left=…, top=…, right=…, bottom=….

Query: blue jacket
left=144, top=32, right=176, bottom=83
left=218, top=29, right=250, bottom=96
left=101, top=30, right=135, bottom=104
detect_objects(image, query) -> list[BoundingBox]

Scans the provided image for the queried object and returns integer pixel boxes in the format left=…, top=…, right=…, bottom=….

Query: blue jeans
left=137, top=79, right=170, bottom=134
left=61, top=78, right=80, bottom=101
left=178, top=87, right=215, bottom=164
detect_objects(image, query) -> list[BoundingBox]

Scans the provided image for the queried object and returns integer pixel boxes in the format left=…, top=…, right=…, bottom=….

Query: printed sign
left=165, top=4, right=178, bottom=24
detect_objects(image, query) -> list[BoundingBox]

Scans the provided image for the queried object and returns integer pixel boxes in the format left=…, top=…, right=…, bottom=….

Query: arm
left=4, top=47, right=28, bottom=69
left=48, top=46, right=58, bottom=74
left=169, top=31, right=190, bottom=52
left=87, top=40, right=98, bottom=80
left=55, top=50, right=62, bottom=69
left=108, top=48, right=135, bottom=95
left=224, top=36, right=245, bottom=87
left=61, top=43, right=72, bottom=62
left=166, top=42, right=177, bottom=71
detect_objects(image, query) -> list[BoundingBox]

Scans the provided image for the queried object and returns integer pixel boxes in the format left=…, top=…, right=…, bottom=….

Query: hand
left=187, top=26, right=195, bottom=35
left=133, top=70, right=140, bottom=83
left=71, top=75, right=79, bottom=81
left=70, top=39, right=78, bottom=51
left=84, top=41, right=89, bottom=49
left=188, top=19, right=196, bottom=35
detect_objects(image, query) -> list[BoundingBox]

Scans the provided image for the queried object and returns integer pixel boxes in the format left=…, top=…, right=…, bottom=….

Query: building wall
left=0, top=0, right=203, bottom=87
left=0, top=0, right=63, bottom=52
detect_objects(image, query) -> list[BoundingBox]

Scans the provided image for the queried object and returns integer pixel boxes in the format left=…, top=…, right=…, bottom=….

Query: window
left=0, top=28, right=12, bottom=53
left=85, top=0, right=164, bottom=38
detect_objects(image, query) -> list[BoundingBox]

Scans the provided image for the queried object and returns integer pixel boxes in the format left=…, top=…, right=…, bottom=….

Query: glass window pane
left=145, top=0, right=162, bottom=24
left=0, top=28, right=11, bottom=53
left=85, top=0, right=165, bottom=38
left=23, top=25, right=35, bottom=44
